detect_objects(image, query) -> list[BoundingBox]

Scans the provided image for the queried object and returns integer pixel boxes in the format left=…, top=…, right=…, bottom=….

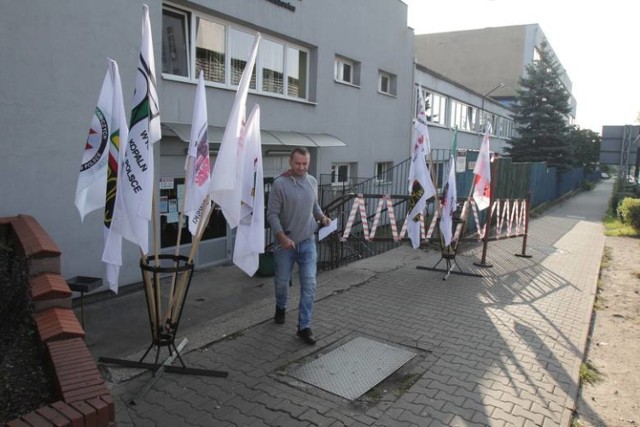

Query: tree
left=566, top=125, right=601, bottom=173
left=506, top=41, right=573, bottom=170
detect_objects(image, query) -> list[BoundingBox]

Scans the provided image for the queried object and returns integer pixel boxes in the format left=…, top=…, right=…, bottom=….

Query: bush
left=617, top=197, right=640, bottom=231
left=610, top=191, right=636, bottom=216
left=581, top=180, right=595, bottom=191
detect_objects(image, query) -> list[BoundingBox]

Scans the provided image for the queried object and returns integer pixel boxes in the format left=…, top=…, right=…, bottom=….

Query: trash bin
left=257, top=251, right=275, bottom=277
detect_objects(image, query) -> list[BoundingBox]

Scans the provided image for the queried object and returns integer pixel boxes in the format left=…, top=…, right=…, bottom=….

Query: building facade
left=414, top=64, right=513, bottom=155
left=0, top=0, right=415, bottom=288
left=600, top=125, right=639, bottom=181
left=1, top=0, right=519, bottom=290
left=414, top=24, right=577, bottom=122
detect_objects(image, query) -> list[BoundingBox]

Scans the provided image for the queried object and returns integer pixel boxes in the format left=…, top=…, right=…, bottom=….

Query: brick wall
left=4, top=215, right=114, bottom=427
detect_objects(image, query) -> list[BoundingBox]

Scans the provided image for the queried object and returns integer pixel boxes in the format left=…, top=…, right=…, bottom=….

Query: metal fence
left=261, top=150, right=590, bottom=273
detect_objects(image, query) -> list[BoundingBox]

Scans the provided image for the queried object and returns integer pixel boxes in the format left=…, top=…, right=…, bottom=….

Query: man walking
left=266, top=147, right=331, bottom=345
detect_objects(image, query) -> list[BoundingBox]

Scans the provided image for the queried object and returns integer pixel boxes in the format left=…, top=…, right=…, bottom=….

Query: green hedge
left=617, top=197, right=640, bottom=231
left=610, top=191, right=637, bottom=215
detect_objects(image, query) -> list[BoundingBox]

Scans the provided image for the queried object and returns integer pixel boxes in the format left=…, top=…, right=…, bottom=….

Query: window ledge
left=377, top=91, right=397, bottom=98
left=334, top=79, right=360, bottom=89
left=161, top=73, right=317, bottom=105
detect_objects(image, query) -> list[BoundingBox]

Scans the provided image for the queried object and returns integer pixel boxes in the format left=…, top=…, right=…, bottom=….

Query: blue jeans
left=273, top=238, right=317, bottom=330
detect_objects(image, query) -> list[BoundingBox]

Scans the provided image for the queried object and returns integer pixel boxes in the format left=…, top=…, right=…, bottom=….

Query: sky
left=403, top=0, right=640, bottom=135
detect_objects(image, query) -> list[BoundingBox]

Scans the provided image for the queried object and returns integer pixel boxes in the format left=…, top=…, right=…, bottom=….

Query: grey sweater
left=267, top=172, right=324, bottom=244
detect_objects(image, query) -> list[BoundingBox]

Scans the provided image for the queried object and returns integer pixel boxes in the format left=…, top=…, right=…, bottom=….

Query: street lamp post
left=476, top=82, right=505, bottom=136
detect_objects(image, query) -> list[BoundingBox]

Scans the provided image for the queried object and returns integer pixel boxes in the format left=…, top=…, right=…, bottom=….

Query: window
left=334, top=56, right=360, bottom=86
left=374, top=162, right=393, bottom=184
left=331, top=163, right=351, bottom=185
left=450, top=99, right=476, bottom=132
left=479, top=112, right=498, bottom=135
left=379, top=74, right=389, bottom=93
left=230, top=28, right=257, bottom=89
left=287, top=47, right=308, bottom=98
left=162, top=5, right=310, bottom=101
left=417, top=87, right=446, bottom=125
left=490, top=114, right=498, bottom=135
left=260, top=38, right=284, bottom=94
left=378, top=71, right=397, bottom=96
left=159, top=177, right=226, bottom=249
left=195, top=17, right=225, bottom=83
left=162, top=8, right=189, bottom=77
left=497, top=117, right=514, bottom=138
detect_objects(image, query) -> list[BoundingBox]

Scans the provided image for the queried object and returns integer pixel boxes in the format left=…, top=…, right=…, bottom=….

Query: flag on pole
left=75, top=66, right=116, bottom=221
left=232, top=104, right=264, bottom=276
left=210, top=33, right=261, bottom=230
left=113, top=4, right=161, bottom=254
left=407, top=87, right=436, bottom=249
left=99, top=59, right=129, bottom=293
left=440, top=129, right=458, bottom=247
left=184, top=71, right=212, bottom=235
left=473, top=123, right=492, bottom=211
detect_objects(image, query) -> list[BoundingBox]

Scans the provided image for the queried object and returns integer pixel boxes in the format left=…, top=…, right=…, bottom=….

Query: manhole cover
left=289, top=336, right=416, bottom=400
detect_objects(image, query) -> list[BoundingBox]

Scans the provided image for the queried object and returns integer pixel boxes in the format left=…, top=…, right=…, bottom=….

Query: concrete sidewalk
left=89, top=180, right=611, bottom=426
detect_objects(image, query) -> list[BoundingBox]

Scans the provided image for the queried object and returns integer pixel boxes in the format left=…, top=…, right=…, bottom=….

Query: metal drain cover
left=289, top=336, right=416, bottom=400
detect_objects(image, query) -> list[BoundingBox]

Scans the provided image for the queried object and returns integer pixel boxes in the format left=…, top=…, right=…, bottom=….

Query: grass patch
left=593, top=292, right=606, bottom=310
left=603, top=214, right=640, bottom=237
left=599, top=246, right=612, bottom=271
left=594, top=246, right=612, bottom=310
left=571, top=414, right=585, bottom=427
left=579, top=360, right=603, bottom=385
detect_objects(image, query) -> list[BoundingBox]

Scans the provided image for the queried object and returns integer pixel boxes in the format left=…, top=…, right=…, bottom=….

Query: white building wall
left=0, top=0, right=415, bottom=288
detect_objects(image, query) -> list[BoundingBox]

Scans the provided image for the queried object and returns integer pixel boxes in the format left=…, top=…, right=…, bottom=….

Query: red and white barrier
left=471, top=198, right=528, bottom=240
left=341, top=194, right=369, bottom=241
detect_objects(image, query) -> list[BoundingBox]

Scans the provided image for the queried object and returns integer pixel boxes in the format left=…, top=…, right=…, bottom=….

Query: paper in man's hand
left=318, top=218, right=338, bottom=241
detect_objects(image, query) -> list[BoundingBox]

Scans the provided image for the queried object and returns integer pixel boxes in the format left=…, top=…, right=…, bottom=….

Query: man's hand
left=320, top=216, right=332, bottom=227
left=277, top=232, right=295, bottom=249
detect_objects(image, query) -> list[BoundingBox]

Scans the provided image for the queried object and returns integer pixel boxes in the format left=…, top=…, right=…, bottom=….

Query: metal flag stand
left=99, top=254, right=227, bottom=378
left=416, top=213, right=482, bottom=281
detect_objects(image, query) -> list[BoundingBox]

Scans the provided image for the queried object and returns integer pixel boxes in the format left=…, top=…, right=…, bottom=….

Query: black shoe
left=297, top=328, right=316, bottom=345
left=274, top=307, right=285, bottom=324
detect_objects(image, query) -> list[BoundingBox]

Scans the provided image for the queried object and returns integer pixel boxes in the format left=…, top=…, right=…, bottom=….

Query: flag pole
left=425, top=145, right=445, bottom=249
left=474, top=155, right=498, bottom=268
left=145, top=184, right=161, bottom=335
left=173, top=158, right=192, bottom=253
left=151, top=185, right=159, bottom=262
left=442, top=127, right=459, bottom=254
left=169, top=196, right=214, bottom=325
left=459, top=123, right=489, bottom=249
left=139, top=248, right=157, bottom=338
left=164, top=157, right=192, bottom=322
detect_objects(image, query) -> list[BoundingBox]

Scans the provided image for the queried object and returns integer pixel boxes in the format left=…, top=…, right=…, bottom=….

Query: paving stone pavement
left=101, top=181, right=611, bottom=426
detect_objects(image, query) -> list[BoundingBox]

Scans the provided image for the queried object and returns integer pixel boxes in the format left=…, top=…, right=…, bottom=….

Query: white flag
left=233, top=104, right=265, bottom=276
left=99, top=60, right=129, bottom=293
left=407, top=87, right=436, bottom=249
left=473, top=123, right=492, bottom=211
left=184, top=72, right=212, bottom=235
left=75, top=67, right=115, bottom=221
left=210, top=33, right=261, bottom=229
left=113, top=4, right=161, bottom=254
left=439, top=131, right=458, bottom=247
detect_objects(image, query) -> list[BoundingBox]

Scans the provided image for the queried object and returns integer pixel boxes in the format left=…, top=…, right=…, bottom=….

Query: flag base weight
left=418, top=215, right=482, bottom=281
left=515, top=253, right=532, bottom=258
left=99, top=254, right=227, bottom=379
left=418, top=253, right=482, bottom=281
left=473, top=261, right=493, bottom=268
